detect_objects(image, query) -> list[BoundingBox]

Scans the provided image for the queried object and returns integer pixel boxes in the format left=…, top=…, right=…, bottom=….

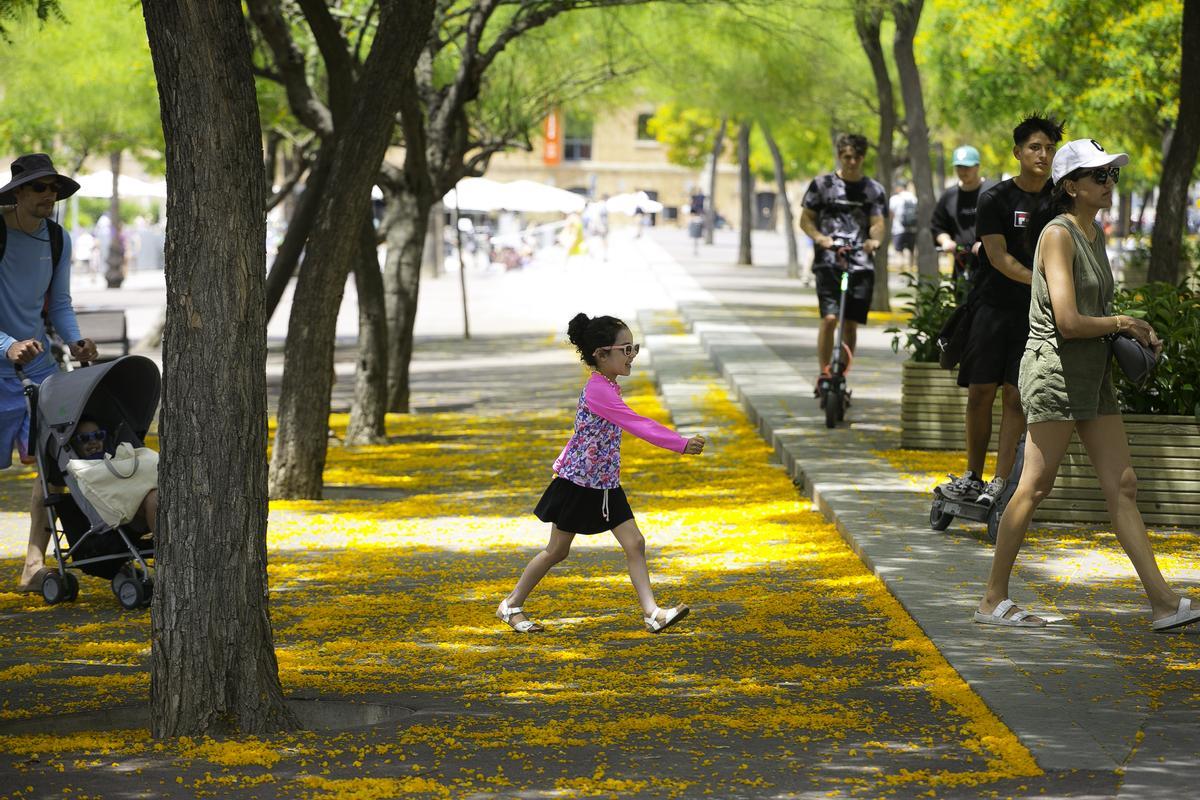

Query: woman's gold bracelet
left=1114, top=315, right=1122, bottom=334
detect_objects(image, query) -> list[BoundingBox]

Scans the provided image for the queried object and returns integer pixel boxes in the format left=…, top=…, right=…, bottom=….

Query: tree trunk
left=760, top=121, right=799, bottom=277
left=265, top=149, right=332, bottom=321
left=1149, top=0, right=1200, bottom=284
left=105, top=151, right=125, bottom=289
left=269, top=1, right=435, bottom=500
left=704, top=118, right=727, bottom=246
left=346, top=213, right=389, bottom=445
left=893, top=0, right=938, bottom=280
left=382, top=182, right=434, bottom=413
left=736, top=120, right=753, bottom=266
left=855, top=1, right=894, bottom=310
left=142, top=0, right=297, bottom=737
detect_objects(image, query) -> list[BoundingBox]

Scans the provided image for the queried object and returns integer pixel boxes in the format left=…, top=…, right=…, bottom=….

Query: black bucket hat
left=0, top=153, right=81, bottom=205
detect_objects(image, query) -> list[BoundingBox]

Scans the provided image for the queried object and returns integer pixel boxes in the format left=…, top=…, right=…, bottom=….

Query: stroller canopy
left=37, top=356, right=161, bottom=449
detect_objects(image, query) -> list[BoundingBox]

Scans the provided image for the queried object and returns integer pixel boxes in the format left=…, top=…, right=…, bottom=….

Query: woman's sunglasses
left=74, top=429, right=107, bottom=444
left=1080, top=167, right=1120, bottom=185
left=599, top=343, right=640, bottom=357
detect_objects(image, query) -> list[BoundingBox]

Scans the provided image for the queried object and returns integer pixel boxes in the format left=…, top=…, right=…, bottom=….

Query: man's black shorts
left=893, top=231, right=916, bottom=251
left=957, top=302, right=1029, bottom=388
left=815, top=268, right=874, bottom=325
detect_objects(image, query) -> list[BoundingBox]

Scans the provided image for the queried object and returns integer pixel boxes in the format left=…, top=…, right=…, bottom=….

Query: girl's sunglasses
left=599, top=343, right=640, bottom=357
left=1081, top=167, right=1120, bottom=185
left=74, top=429, right=107, bottom=444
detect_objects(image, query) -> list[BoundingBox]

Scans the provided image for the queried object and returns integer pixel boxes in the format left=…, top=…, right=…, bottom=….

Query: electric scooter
left=815, top=236, right=862, bottom=429
left=930, top=433, right=1026, bottom=542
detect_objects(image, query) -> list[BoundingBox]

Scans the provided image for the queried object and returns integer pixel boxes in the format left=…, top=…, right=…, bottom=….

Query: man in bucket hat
left=0, top=153, right=98, bottom=592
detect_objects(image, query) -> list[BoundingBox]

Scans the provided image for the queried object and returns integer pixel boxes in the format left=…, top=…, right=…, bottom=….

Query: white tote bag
left=66, top=442, right=159, bottom=526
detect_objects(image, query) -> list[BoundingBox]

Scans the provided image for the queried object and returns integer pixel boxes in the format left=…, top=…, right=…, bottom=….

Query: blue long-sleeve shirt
left=0, top=219, right=81, bottom=378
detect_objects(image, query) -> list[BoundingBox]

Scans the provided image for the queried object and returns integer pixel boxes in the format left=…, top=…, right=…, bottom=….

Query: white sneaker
left=977, top=476, right=1008, bottom=507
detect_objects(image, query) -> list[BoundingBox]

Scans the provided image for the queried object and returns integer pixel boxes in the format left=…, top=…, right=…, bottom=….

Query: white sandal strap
left=992, top=599, right=1016, bottom=618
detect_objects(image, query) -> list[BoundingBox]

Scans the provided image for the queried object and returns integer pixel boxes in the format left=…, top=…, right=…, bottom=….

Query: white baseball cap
left=1051, top=138, right=1129, bottom=184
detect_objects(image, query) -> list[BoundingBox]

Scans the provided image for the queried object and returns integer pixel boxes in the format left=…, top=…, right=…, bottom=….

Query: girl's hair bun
left=566, top=313, right=627, bottom=367
left=566, top=313, right=591, bottom=348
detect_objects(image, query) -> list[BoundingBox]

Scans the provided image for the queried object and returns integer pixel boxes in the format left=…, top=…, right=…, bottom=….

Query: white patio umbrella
left=499, top=179, right=586, bottom=214
left=442, top=176, right=507, bottom=211
left=74, top=170, right=167, bottom=199
left=606, top=191, right=663, bottom=216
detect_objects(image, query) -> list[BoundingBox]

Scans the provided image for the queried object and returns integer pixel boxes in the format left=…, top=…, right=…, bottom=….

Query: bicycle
left=815, top=236, right=863, bottom=429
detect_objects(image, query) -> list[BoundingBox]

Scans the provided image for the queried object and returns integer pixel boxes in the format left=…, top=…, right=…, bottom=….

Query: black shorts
left=893, top=231, right=916, bottom=251
left=815, top=268, right=874, bottom=325
left=534, top=477, right=633, bottom=535
left=957, top=303, right=1030, bottom=388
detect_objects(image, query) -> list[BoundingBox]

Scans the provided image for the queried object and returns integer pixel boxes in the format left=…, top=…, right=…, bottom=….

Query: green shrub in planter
left=886, top=272, right=958, bottom=363
left=1112, top=266, right=1200, bottom=417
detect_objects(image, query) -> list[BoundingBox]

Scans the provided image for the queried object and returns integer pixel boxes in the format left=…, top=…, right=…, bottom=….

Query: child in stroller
left=21, top=355, right=159, bottom=609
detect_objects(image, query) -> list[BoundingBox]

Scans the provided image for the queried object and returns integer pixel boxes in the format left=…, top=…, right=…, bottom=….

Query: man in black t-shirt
left=944, top=114, right=1063, bottom=507
left=799, top=132, right=886, bottom=391
left=931, top=145, right=989, bottom=295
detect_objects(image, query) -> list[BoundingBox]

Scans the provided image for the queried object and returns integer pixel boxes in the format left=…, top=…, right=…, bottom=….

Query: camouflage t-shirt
left=802, top=172, right=886, bottom=271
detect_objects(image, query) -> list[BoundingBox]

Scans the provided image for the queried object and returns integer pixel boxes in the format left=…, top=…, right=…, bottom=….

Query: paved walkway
left=635, top=227, right=1200, bottom=798
left=0, top=228, right=1195, bottom=797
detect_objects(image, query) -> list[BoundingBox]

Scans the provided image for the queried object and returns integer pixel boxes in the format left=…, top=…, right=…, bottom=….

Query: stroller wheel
left=41, top=571, right=65, bottom=605
left=63, top=572, right=79, bottom=602
left=117, top=578, right=146, bottom=611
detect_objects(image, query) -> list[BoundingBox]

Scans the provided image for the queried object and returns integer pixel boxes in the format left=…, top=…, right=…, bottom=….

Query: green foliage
left=645, top=103, right=722, bottom=169
left=886, top=272, right=958, bottom=363
left=0, top=0, right=61, bottom=41
left=924, top=0, right=1185, bottom=189
left=1112, top=269, right=1200, bottom=416
left=0, top=0, right=161, bottom=169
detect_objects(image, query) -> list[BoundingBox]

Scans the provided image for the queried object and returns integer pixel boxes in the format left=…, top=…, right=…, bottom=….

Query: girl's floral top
left=553, top=372, right=688, bottom=489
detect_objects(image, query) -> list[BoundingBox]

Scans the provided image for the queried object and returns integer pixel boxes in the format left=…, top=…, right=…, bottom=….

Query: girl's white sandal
left=497, top=599, right=543, bottom=633
left=645, top=604, right=690, bottom=633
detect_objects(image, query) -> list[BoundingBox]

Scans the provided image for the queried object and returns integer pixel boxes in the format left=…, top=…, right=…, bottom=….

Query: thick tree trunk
left=142, top=0, right=297, bottom=737
left=346, top=213, right=389, bottom=445
left=265, top=149, right=332, bottom=321
left=1149, top=0, right=1200, bottom=284
left=760, top=121, right=799, bottom=277
left=704, top=118, right=727, bottom=246
left=105, top=151, right=125, bottom=289
left=893, top=0, right=938, bottom=280
left=855, top=1, right=894, bottom=310
left=736, top=121, right=753, bottom=266
left=269, top=1, right=435, bottom=499
left=382, top=183, right=433, bottom=413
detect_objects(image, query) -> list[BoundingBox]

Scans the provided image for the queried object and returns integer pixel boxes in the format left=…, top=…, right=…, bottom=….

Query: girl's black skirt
left=534, top=477, right=633, bottom=535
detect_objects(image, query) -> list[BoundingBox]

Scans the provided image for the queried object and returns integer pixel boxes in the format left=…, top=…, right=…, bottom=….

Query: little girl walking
left=497, top=313, right=706, bottom=634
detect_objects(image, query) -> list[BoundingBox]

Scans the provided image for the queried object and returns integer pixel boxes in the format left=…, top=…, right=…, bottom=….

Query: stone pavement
left=632, top=226, right=1200, bottom=798
left=0, top=227, right=1193, bottom=798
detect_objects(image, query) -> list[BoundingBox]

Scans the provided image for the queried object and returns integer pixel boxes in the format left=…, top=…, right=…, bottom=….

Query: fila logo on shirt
left=1014, top=211, right=1029, bottom=228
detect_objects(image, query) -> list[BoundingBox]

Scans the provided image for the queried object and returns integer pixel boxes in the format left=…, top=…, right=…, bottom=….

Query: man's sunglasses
left=26, top=180, right=59, bottom=194
left=599, top=343, right=641, bottom=357
left=74, top=429, right=107, bottom=444
left=1079, top=167, right=1120, bottom=185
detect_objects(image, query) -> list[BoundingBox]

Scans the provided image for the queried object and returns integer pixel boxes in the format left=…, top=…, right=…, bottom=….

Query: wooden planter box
left=900, top=360, right=1000, bottom=450
left=901, top=361, right=1200, bottom=528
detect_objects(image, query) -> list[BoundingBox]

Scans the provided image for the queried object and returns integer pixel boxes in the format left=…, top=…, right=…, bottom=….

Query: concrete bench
left=73, top=308, right=130, bottom=361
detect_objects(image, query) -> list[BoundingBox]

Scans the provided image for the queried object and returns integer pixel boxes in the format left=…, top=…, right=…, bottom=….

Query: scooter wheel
left=930, top=499, right=954, bottom=531
left=825, top=390, right=841, bottom=428
left=986, top=505, right=1001, bottom=543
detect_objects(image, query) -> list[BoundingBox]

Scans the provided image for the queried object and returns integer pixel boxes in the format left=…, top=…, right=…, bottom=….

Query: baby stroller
left=16, top=355, right=160, bottom=609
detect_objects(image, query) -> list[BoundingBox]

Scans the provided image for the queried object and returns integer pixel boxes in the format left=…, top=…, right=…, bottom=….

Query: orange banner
left=543, top=110, right=562, bottom=165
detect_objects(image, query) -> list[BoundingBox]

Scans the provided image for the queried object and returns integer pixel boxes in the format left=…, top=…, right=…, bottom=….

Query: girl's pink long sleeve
left=585, top=376, right=688, bottom=453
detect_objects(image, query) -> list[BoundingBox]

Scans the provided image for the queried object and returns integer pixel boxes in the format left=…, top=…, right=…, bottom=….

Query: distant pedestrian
left=889, top=182, right=918, bottom=269
left=976, top=138, right=1200, bottom=632
left=931, top=145, right=989, bottom=296
left=497, top=313, right=706, bottom=634
left=798, top=132, right=885, bottom=394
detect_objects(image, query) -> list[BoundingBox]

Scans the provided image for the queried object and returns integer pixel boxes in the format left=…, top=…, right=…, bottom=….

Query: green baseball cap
left=952, top=146, right=980, bottom=167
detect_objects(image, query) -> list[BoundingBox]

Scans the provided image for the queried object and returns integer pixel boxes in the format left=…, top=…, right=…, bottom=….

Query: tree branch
left=245, top=0, right=334, bottom=137
left=296, top=0, right=358, bottom=118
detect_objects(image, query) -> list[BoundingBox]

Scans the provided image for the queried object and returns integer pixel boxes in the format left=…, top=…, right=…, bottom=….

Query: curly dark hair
left=835, top=133, right=869, bottom=157
left=566, top=313, right=628, bottom=367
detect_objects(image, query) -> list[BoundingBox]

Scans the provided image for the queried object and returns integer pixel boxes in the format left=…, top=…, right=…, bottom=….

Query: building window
left=564, top=114, right=593, bottom=161
left=636, top=113, right=655, bottom=141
